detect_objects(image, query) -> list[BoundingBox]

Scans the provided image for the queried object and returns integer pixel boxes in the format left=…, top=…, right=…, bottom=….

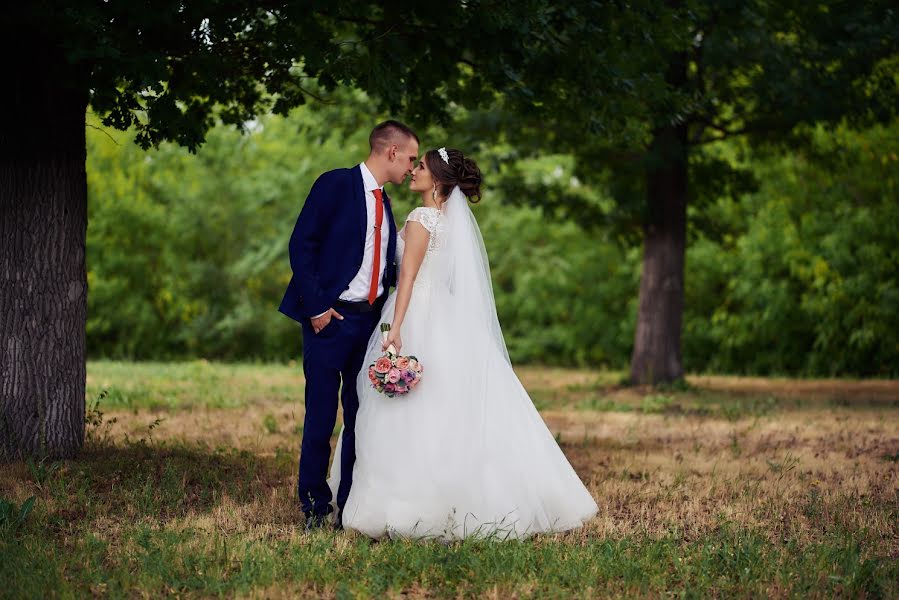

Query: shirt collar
left=359, top=162, right=382, bottom=193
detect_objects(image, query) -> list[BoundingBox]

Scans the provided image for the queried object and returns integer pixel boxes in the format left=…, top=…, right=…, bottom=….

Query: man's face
left=387, top=138, right=420, bottom=185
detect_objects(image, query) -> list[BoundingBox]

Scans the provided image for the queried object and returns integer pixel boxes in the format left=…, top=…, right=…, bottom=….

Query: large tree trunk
left=630, top=47, right=689, bottom=385
left=629, top=124, right=688, bottom=385
left=0, top=33, right=88, bottom=460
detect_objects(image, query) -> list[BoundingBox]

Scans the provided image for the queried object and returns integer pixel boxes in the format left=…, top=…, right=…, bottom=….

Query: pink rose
left=374, top=357, right=392, bottom=374
left=387, top=368, right=401, bottom=383
left=395, top=356, right=410, bottom=370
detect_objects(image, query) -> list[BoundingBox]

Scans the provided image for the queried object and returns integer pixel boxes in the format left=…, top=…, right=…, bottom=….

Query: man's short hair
left=369, top=120, right=419, bottom=152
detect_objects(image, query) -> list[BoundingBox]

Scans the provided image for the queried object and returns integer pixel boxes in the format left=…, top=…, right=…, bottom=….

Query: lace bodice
left=396, top=206, right=445, bottom=258
left=395, top=206, right=445, bottom=290
left=406, top=207, right=445, bottom=249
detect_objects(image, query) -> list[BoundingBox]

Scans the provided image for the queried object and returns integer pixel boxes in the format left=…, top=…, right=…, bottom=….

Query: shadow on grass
left=0, top=437, right=299, bottom=538
left=566, top=389, right=899, bottom=419
left=111, top=440, right=289, bottom=507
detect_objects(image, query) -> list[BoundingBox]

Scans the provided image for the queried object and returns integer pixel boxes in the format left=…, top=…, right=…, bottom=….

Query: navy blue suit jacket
left=279, top=166, right=398, bottom=323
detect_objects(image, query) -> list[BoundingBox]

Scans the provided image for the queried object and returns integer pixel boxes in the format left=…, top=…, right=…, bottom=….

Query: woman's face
left=409, top=156, right=435, bottom=193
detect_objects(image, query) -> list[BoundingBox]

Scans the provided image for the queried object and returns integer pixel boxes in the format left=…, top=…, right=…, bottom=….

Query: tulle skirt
left=329, top=282, right=598, bottom=540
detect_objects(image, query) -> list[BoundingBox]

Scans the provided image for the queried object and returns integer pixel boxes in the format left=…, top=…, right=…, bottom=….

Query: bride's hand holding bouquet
left=382, top=323, right=402, bottom=355
left=368, top=323, right=423, bottom=397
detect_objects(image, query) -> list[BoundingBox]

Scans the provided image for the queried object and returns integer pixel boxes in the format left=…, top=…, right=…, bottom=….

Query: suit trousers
left=297, top=306, right=382, bottom=516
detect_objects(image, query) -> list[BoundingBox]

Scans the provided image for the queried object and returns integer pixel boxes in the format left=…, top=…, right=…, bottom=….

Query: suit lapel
left=383, top=191, right=397, bottom=240
left=383, top=191, right=397, bottom=285
left=351, top=165, right=367, bottom=247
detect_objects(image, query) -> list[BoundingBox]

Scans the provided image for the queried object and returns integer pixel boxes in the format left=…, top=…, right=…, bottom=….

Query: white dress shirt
left=312, top=162, right=390, bottom=319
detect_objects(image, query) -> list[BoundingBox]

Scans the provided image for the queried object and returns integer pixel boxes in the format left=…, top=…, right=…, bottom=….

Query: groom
left=279, top=120, right=419, bottom=529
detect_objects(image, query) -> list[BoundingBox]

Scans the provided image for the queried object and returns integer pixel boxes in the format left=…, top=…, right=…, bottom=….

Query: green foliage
left=25, top=458, right=62, bottom=487
left=86, top=101, right=639, bottom=364
left=13, top=1, right=655, bottom=151
left=475, top=0, right=899, bottom=224
left=684, top=123, right=899, bottom=376
left=0, top=496, right=35, bottom=535
left=86, top=101, right=898, bottom=375
left=86, top=102, right=373, bottom=359
left=482, top=201, right=638, bottom=368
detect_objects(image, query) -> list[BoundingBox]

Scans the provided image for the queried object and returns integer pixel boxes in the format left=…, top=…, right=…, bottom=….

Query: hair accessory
left=437, top=147, right=449, bottom=164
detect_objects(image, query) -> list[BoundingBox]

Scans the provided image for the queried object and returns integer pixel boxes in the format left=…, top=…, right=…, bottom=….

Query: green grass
left=2, top=361, right=897, bottom=598
left=3, top=521, right=893, bottom=598
left=85, top=360, right=302, bottom=410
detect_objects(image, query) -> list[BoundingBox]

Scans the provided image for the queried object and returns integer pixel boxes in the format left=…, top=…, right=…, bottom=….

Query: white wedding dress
left=328, top=187, right=597, bottom=540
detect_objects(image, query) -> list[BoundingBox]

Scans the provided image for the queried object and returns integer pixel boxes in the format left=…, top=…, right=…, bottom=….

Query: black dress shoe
left=304, top=512, right=331, bottom=531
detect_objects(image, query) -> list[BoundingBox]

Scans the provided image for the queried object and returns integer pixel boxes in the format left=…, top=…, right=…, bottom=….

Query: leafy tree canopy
left=8, top=1, right=654, bottom=153
left=460, top=1, right=899, bottom=236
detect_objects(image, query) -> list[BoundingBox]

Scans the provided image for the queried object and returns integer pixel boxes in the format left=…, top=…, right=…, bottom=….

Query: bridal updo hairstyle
left=424, top=148, right=483, bottom=203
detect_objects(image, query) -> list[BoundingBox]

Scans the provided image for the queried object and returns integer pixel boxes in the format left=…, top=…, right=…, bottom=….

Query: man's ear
left=388, top=144, right=397, bottom=161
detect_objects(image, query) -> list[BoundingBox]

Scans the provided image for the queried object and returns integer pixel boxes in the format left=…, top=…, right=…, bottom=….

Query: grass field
left=1, top=361, right=897, bottom=598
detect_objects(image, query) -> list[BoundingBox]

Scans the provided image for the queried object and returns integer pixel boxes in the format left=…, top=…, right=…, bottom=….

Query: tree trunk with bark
left=629, top=126, right=688, bottom=385
left=1, top=33, right=88, bottom=460
left=629, top=52, right=689, bottom=385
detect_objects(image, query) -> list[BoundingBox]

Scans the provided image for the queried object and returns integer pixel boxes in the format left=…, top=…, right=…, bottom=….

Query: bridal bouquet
left=368, top=324, right=423, bottom=397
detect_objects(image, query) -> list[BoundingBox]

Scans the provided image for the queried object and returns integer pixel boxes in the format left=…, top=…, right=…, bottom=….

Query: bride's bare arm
left=386, top=221, right=429, bottom=350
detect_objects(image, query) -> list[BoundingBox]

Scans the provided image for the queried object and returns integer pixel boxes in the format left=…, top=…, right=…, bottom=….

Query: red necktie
left=368, top=188, right=384, bottom=304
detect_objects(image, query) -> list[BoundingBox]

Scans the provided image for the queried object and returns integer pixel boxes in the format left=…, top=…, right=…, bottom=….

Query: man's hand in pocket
left=310, top=308, right=344, bottom=334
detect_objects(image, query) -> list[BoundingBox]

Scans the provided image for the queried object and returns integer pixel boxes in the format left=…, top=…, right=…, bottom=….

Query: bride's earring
left=432, top=185, right=438, bottom=201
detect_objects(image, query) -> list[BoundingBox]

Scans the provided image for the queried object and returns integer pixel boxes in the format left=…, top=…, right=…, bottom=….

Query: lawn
left=1, top=361, right=897, bottom=598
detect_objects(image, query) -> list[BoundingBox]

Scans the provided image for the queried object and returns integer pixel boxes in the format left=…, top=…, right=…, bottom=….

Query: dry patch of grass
left=549, top=409, right=897, bottom=551
left=688, top=374, right=899, bottom=403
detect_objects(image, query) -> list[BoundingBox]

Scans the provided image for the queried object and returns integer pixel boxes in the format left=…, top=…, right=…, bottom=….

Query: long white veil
left=435, top=186, right=510, bottom=365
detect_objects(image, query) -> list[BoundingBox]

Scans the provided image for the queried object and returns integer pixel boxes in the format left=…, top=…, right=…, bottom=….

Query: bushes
left=86, top=108, right=372, bottom=360
left=683, top=124, right=899, bottom=376
left=85, top=109, right=898, bottom=376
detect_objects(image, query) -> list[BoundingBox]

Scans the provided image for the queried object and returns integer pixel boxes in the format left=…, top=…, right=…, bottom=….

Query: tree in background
left=3, top=1, right=897, bottom=459
left=452, top=1, right=899, bottom=383
left=621, top=1, right=897, bottom=383
left=2, top=1, right=649, bottom=459
left=0, top=1, right=559, bottom=459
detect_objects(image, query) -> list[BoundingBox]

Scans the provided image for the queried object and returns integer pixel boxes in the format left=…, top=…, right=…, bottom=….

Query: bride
left=329, top=147, right=598, bottom=540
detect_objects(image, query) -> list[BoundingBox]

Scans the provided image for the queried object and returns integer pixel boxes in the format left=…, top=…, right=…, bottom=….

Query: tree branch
left=85, top=123, right=120, bottom=145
